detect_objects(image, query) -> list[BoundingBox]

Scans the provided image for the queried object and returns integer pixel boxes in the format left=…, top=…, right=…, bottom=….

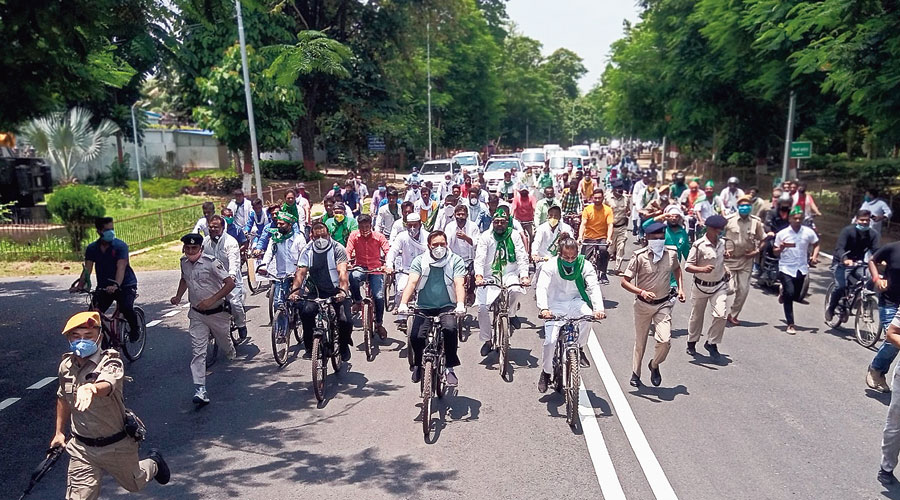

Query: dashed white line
left=579, top=371, right=627, bottom=500
left=0, top=398, right=21, bottom=411
left=26, top=377, right=56, bottom=390
left=162, top=310, right=180, bottom=318
left=588, top=334, right=679, bottom=500
left=145, top=320, right=161, bottom=328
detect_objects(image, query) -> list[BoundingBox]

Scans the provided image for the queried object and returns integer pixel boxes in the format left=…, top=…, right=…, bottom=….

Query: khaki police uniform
left=605, top=192, right=632, bottom=271
left=723, top=213, right=764, bottom=318
left=58, top=349, right=157, bottom=499
left=686, top=235, right=728, bottom=344
left=624, top=246, right=679, bottom=376
left=181, top=253, right=235, bottom=385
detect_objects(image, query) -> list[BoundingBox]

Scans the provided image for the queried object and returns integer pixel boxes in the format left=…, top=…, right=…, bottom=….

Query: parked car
left=452, top=151, right=482, bottom=174
left=483, top=155, right=524, bottom=193
left=548, top=153, right=584, bottom=177
left=418, top=158, right=461, bottom=188
left=520, top=148, right=545, bottom=170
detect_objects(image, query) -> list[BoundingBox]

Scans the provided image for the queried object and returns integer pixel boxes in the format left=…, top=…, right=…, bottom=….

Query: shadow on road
left=629, top=384, right=689, bottom=403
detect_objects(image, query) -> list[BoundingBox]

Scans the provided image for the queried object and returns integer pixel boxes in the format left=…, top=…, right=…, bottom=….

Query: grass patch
left=126, top=178, right=192, bottom=198
left=0, top=241, right=184, bottom=278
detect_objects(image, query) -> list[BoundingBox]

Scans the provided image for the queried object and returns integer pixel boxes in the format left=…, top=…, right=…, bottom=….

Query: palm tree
left=19, top=107, right=120, bottom=183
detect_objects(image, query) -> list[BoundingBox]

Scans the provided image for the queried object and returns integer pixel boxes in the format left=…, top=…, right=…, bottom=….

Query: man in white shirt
left=446, top=204, right=480, bottom=304
left=719, top=177, right=745, bottom=215
left=531, top=205, right=574, bottom=277
left=474, top=207, right=530, bottom=358
left=375, top=187, right=401, bottom=239
left=438, top=173, right=454, bottom=202
left=389, top=201, right=416, bottom=246
left=385, top=212, right=429, bottom=323
left=773, top=206, right=820, bottom=334
left=860, top=189, right=894, bottom=235
left=257, top=211, right=307, bottom=313
left=193, top=202, right=216, bottom=237
left=202, top=215, right=247, bottom=339
left=536, top=237, right=605, bottom=392
left=355, top=176, right=369, bottom=199
left=226, top=189, right=254, bottom=231
left=404, top=181, right=422, bottom=203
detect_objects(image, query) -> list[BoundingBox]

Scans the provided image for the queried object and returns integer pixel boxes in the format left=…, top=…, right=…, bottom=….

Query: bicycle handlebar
left=475, top=279, right=529, bottom=289
left=542, top=314, right=603, bottom=323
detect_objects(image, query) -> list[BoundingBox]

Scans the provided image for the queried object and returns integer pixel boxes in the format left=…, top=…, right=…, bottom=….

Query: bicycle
left=350, top=266, right=384, bottom=362
left=824, top=261, right=881, bottom=347
left=71, top=280, right=147, bottom=362
left=270, top=282, right=301, bottom=367
left=477, top=278, right=528, bottom=381
left=384, top=271, right=397, bottom=312
left=391, top=269, right=417, bottom=368
left=545, top=314, right=602, bottom=427
left=205, top=312, right=239, bottom=368
left=581, top=240, right=608, bottom=278
left=416, top=309, right=458, bottom=441
left=240, top=245, right=260, bottom=295
left=306, top=296, right=343, bottom=403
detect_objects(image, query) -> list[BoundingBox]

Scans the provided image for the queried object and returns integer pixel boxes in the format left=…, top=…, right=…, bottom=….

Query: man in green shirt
left=534, top=186, right=560, bottom=226
left=325, top=202, right=358, bottom=246
left=398, top=230, right=467, bottom=386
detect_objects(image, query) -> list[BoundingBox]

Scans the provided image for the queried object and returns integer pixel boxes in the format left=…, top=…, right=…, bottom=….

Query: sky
left=505, top=0, right=643, bottom=93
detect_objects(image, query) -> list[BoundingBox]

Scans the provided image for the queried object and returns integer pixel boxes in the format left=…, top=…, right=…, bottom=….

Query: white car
left=520, top=148, right=545, bottom=170
left=543, top=144, right=561, bottom=159
left=483, top=156, right=524, bottom=193
left=568, top=145, right=590, bottom=158
left=452, top=151, right=482, bottom=174
left=418, top=158, right=461, bottom=188
left=548, top=154, right=584, bottom=178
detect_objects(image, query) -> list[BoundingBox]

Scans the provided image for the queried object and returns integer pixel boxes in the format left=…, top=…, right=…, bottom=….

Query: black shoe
left=510, top=316, right=522, bottom=330
left=340, top=345, right=351, bottom=362
left=599, top=274, right=610, bottom=285
left=879, top=468, right=897, bottom=486
left=411, top=366, right=422, bottom=383
left=649, top=360, right=662, bottom=387
left=629, top=373, right=642, bottom=387
left=579, top=349, right=591, bottom=368
left=237, top=326, right=248, bottom=340
left=148, top=449, right=170, bottom=485
left=538, top=372, right=550, bottom=393
left=825, top=308, right=835, bottom=324
left=128, top=325, right=140, bottom=342
left=686, top=341, right=697, bottom=356
left=302, top=350, right=312, bottom=360
left=480, top=341, right=493, bottom=357
left=704, top=341, right=721, bottom=361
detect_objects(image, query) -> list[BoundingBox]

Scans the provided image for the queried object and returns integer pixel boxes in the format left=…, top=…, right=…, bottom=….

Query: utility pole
left=130, top=103, right=143, bottom=200
left=426, top=20, right=433, bottom=160
left=235, top=0, right=263, bottom=198
left=660, top=135, right=667, bottom=180
left=781, top=90, right=796, bottom=183
left=525, top=119, right=529, bottom=149
left=571, top=100, right=575, bottom=146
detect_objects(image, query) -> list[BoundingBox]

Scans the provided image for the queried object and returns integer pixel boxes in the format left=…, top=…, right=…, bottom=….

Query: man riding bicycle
left=258, top=211, right=307, bottom=312
left=536, top=237, right=606, bottom=392
left=826, top=210, right=879, bottom=323
left=579, top=190, right=614, bottom=284
left=446, top=204, right=480, bottom=304
left=398, top=231, right=467, bottom=386
left=71, top=217, right=140, bottom=340
left=346, top=214, right=391, bottom=339
left=385, top=212, right=430, bottom=324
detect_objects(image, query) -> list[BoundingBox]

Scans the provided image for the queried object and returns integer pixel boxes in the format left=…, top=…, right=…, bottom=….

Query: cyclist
left=679, top=181, right=702, bottom=212
left=560, top=178, right=583, bottom=229
left=415, top=185, right=440, bottom=230
left=397, top=231, right=467, bottom=385
left=342, top=180, right=361, bottom=218
left=346, top=214, right=391, bottom=340
left=325, top=202, right=359, bottom=246
left=221, top=207, right=248, bottom=247
left=475, top=208, right=530, bottom=358
left=446, top=204, right=480, bottom=304
left=533, top=204, right=575, bottom=274
left=474, top=192, right=496, bottom=232
left=226, top=188, right=253, bottom=230
left=499, top=171, right=516, bottom=201
left=385, top=212, right=429, bottom=325
left=203, top=215, right=248, bottom=339
left=534, top=186, right=559, bottom=226
left=578, top=171, right=596, bottom=204
left=826, top=210, right=879, bottom=323
left=389, top=201, right=416, bottom=245
left=404, top=180, right=422, bottom=203
left=860, top=189, right=893, bottom=235
left=289, top=222, right=354, bottom=361
left=70, top=217, right=140, bottom=340
left=258, top=211, right=307, bottom=312
left=283, top=188, right=308, bottom=231
left=512, top=186, right=537, bottom=243
left=579, top=190, right=614, bottom=284
left=375, top=187, right=402, bottom=239
left=773, top=206, right=820, bottom=335
left=192, top=201, right=216, bottom=237
left=719, top=177, right=744, bottom=214
left=536, top=237, right=605, bottom=392
left=669, top=171, right=687, bottom=200
left=244, top=198, right=269, bottom=244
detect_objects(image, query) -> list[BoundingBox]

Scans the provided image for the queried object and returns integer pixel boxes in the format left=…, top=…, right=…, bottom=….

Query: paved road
left=1, top=243, right=898, bottom=499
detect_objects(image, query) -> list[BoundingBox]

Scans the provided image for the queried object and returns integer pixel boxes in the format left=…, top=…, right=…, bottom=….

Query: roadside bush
left=260, top=160, right=325, bottom=181
left=107, top=154, right=131, bottom=188
left=127, top=178, right=192, bottom=198
left=185, top=174, right=242, bottom=195
left=46, top=185, right=106, bottom=252
left=726, top=152, right=755, bottom=168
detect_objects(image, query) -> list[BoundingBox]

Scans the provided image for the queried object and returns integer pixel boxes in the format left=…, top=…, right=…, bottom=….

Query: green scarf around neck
left=557, top=255, right=592, bottom=308
left=491, top=210, right=516, bottom=276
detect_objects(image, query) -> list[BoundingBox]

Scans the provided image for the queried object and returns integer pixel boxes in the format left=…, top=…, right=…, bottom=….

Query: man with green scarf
left=474, top=207, right=530, bottom=358
left=536, top=237, right=606, bottom=392
left=325, top=202, right=358, bottom=246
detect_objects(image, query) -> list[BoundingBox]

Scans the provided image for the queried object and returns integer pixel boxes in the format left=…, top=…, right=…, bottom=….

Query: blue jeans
left=872, top=299, right=900, bottom=375
left=271, top=277, right=293, bottom=312
left=349, top=270, right=385, bottom=324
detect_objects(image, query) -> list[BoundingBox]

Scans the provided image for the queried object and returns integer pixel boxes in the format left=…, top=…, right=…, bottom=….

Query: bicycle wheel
left=271, top=310, right=291, bottom=366
left=565, top=348, right=580, bottom=427
left=121, top=307, right=147, bottom=361
left=436, top=352, right=447, bottom=399
left=312, top=336, right=327, bottom=402
left=406, top=317, right=415, bottom=369
left=823, top=282, right=841, bottom=327
left=422, top=360, right=434, bottom=438
left=206, top=332, right=218, bottom=368
left=230, top=317, right=240, bottom=346
left=363, top=301, right=374, bottom=362
left=330, top=332, right=342, bottom=372
left=855, top=293, right=881, bottom=348
left=245, top=258, right=259, bottom=294
left=268, top=287, right=275, bottom=324
left=498, top=316, right=510, bottom=381
left=384, top=279, right=395, bottom=312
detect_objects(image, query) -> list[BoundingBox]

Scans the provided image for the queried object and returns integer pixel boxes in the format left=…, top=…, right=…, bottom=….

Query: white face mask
left=430, top=246, right=448, bottom=260
left=313, top=237, right=331, bottom=252
left=647, top=239, right=666, bottom=262
left=408, top=226, right=420, bottom=239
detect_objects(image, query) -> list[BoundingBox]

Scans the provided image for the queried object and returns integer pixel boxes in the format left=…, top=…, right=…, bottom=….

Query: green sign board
left=790, top=141, right=812, bottom=159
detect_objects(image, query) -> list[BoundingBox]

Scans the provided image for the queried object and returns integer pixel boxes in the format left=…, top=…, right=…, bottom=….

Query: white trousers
left=476, top=274, right=525, bottom=342
left=541, top=299, right=592, bottom=374
left=229, top=281, right=246, bottom=328
left=188, top=311, right=234, bottom=386
left=395, top=272, right=410, bottom=322
left=883, top=363, right=900, bottom=471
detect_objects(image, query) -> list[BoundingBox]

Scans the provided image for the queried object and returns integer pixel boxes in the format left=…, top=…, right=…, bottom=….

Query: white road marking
left=588, top=334, right=679, bottom=500
left=145, top=320, right=161, bottom=328
left=26, top=377, right=56, bottom=390
left=820, top=251, right=833, bottom=260
left=0, top=398, right=20, bottom=411
left=579, top=375, right=627, bottom=500
left=162, top=310, right=180, bottom=318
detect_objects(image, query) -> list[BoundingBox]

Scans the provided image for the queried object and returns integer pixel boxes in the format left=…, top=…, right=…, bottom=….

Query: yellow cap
left=62, top=311, right=101, bottom=335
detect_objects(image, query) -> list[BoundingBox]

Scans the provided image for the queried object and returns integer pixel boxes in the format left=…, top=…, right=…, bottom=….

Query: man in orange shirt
left=579, top=190, right=614, bottom=284
left=578, top=173, right=596, bottom=203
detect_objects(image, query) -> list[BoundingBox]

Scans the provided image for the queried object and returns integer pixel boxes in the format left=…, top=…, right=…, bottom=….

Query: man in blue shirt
left=71, top=217, right=140, bottom=339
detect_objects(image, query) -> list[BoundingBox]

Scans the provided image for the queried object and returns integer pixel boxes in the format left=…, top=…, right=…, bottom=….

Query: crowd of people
left=51, top=150, right=900, bottom=497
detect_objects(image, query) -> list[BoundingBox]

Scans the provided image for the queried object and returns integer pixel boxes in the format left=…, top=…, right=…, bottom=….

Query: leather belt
left=637, top=289, right=675, bottom=305
left=694, top=274, right=730, bottom=287
left=192, top=302, right=231, bottom=315
left=74, top=430, right=127, bottom=447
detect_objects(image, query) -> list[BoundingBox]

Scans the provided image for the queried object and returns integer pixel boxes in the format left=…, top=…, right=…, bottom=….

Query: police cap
left=645, top=222, right=666, bottom=235
left=705, top=215, right=727, bottom=229
left=181, top=233, right=203, bottom=245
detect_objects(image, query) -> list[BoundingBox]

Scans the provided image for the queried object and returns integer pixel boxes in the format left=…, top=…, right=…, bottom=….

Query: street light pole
left=236, top=0, right=263, bottom=198
left=130, top=103, right=143, bottom=200
left=781, top=90, right=796, bottom=183
left=426, top=20, right=432, bottom=160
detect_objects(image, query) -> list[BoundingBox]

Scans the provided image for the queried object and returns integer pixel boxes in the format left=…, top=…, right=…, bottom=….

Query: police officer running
left=684, top=214, right=729, bottom=360
left=724, top=195, right=766, bottom=325
left=52, top=311, right=170, bottom=499
left=170, top=233, right=237, bottom=405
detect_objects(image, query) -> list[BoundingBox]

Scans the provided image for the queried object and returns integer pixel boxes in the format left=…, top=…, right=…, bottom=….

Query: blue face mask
left=856, top=224, right=870, bottom=232
left=101, top=229, right=115, bottom=242
left=737, top=205, right=752, bottom=216
left=70, top=338, right=99, bottom=358
left=864, top=195, right=873, bottom=202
